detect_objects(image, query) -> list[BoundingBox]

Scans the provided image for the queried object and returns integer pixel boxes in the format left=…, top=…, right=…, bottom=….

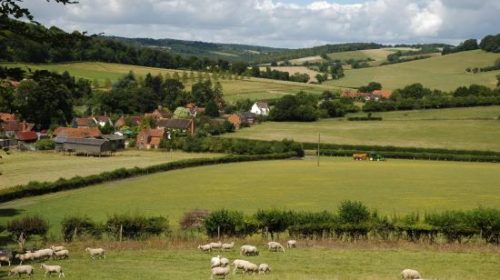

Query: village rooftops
left=15, top=131, right=38, bottom=142
left=53, top=127, right=102, bottom=138
left=157, top=119, right=193, bottom=129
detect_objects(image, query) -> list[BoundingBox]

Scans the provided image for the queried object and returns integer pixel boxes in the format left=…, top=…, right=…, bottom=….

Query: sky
left=23, top=0, right=500, bottom=48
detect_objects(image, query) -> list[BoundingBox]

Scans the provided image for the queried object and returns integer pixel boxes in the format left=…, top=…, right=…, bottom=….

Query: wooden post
left=119, top=224, right=123, bottom=242
left=317, top=132, right=320, bottom=167
left=217, top=226, right=220, bottom=240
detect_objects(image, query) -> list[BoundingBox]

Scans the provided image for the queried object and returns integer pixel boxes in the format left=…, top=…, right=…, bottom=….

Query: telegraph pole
left=317, top=132, right=320, bottom=167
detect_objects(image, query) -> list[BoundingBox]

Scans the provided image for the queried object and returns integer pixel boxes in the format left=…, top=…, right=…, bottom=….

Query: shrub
left=35, top=139, right=55, bottom=150
left=105, top=214, right=169, bottom=240
left=61, top=216, right=101, bottom=242
left=180, top=209, right=210, bottom=230
left=255, top=209, right=295, bottom=239
left=337, top=200, right=370, bottom=225
left=7, top=215, right=49, bottom=239
left=203, top=209, right=247, bottom=238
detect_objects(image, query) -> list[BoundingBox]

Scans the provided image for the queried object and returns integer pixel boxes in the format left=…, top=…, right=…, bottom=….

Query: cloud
left=23, top=0, right=500, bottom=48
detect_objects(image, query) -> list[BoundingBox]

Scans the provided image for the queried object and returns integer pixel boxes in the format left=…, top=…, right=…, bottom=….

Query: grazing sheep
left=53, top=250, right=69, bottom=260
left=50, top=246, right=66, bottom=252
left=0, top=255, right=11, bottom=267
left=232, top=259, right=250, bottom=274
left=85, top=248, right=105, bottom=259
left=242, top=261, right=259, bottom=274
left=267, top=241, right=285, bottom=252
left=15, top=252, right=34, bottom=265
left=8, top=265, right=34, bottom=277
left=210, top=255, right=222, bottom=268
left=221, top=242, right=234, bottom=251
left=240, top=245, right=259, bottom=256
left=258, top=263, right=271, bottom=274
left=287, top=240, right=297, bottom=248
left=33, top=249, right=54, bottom=260
left=41, top=264, right=65, bottom=278
left=209, top=241, right=222, bottom=251
left=211, top=266, right=230, bottom=279
left=401, top=269, right=422, bottom=280
left=220, top=257, right=229, bottom=267
left=198, top=244, right=212, bottom=252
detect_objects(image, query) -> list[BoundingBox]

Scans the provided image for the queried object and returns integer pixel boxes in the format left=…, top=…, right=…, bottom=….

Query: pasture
left=225, top=106, right=500, bottom=151
left=325, top=50, right=500, bottom=91
left=0, top=241, right=498, bottom=279
left=1, top=157, right=499, bottom=235
left=1, top=62, right=332, bottom=102
left=0, top=150, right=222, bottom=189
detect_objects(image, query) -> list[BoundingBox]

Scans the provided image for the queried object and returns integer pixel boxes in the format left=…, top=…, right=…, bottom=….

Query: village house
left=250, top=101, right=270, bottom=116
left=186, top=103, right=205, bottom=117
left=145, top=107, right=172, bottom=122
left=15, top=131, right=38, bottom=150
left=136, top=128, right=165, bottom=149
left=157, top=118, right=195, bottom=136
left=226, top=112, right=257, bottom=129
left=1, top=120, right=35, bottom=138
left=71, top=116, right=113, bottom=128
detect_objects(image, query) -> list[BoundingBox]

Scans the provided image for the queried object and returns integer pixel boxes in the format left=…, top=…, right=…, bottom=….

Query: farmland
left=325, top=50, right=500, bottom=91
left=0, top=241, right=497, bottom=279
left=1, top=157, right=499, bottom=235
left=0, top=150, right=222, bottom=189
left=1, top=62, right=332, bottom=102
left=225, top=106, right=500, bottom=151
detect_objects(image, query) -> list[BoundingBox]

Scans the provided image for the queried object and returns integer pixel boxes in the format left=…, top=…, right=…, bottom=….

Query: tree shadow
left=0, top=208, right=24, bottom=217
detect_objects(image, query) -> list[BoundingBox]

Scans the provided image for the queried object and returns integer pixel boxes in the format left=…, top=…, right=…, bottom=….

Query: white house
left=250, top=101, right=270, bottom=116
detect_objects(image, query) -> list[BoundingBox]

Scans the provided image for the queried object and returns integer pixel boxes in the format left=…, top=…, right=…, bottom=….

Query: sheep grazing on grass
left=258, top=263, right=271, bottom=274
left=15, top=252, right=34, bottom=265
left=210, top=266, right=230, bottom=279
left=401, top=269, right=422, bottom=279
left=50, top=246, right=66, bottom=252
left=267, top=241, right=285, bottom=252
left=232, top=259, right=250, bottom=274
left=287, top=240, right=297, bottom=248
left=53, top=250, right=69, bottom=260
left=198, top=244, right=212, bottom=252
left=85, top=248, right=105, bottom=260
left=41, top=264, right=65, bottom=278
left=242, top=261, right=259, bottom=274
left=220, top=257, right=229, bottom=267
left=8, top=265, right=34, bottom=277
left=210, top=255, right=222, bottom=268
left=0, top=255, right=11, bottom=267
left=209, top=241, right=222, bottom=251
left=221, top=242, right=234, bottom=251
left=240, top=245, right=259, bottom=256
left=33, top=249, right=54, bottom=260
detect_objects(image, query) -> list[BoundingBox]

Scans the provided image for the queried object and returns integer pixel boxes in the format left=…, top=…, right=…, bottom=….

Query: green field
left=225, top=106, right=500, bottom=151
left=2, top=157, right=499, bottom=235
left=0, top=150, right=222, bottom=189
left=0, top=241, right=497, bottom=279
left=326, top=50, right=500, bottom=91
left=1, top=62, right=332, bottom=102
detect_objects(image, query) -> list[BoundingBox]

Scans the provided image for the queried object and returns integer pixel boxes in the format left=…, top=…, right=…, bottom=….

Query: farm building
left=54, top=136, right=112, bottom=156
left=250, top=102, right=270, bottom=116
left=15, top=131, right=38, bottom=151
left=1, top=120, right=34, bottom=138
left=372, top=89, right=392, bottom=99
left=157, top=119, right=195, bottom=136
left=136, top=128, right=165, bottom=149
left=0, top=113, right=16, bottom=122
left=102, top=134, right=125, bottom=151
left=227, top=112, right=257, bottom=129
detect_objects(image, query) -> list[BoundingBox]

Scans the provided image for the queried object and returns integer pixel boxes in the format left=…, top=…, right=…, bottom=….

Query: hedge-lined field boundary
left=0, top=152, right=296, bottom=203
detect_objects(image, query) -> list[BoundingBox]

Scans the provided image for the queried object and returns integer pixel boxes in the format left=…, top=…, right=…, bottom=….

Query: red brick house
left=136, top=128, right=165, bottom=149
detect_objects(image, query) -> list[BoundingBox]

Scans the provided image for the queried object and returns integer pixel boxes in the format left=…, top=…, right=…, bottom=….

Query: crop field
left=325, top=50, right=500, bottom=91
left=0, top=150, right=222, bottom=189
left=1, top=62, right=332, bottom=102
left=0, top=241, right=497, bottom=279
left=1, top=157, right=499, bottom=235
left=225, top=106, right=500, bottom=151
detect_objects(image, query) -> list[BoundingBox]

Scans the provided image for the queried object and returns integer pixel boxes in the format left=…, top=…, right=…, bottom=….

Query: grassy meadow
left=1, top=62, right=332, bottom=102
left=0, top=150, right=222, bottom=189
left=1, top=157, right=499, bottom=235
left=225, top=106, right=500, bottom=151
left=326, top=50, right=500, bottom=91
left=0, top=241, right=498, bottom=279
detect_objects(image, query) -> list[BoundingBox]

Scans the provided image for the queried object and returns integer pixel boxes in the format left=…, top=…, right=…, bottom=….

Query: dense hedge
left=347, top=116, right=383, bottom=121
left=0, top=152, right=297, bottom=203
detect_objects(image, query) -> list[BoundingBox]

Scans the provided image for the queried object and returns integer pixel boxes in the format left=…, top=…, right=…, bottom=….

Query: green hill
left=325, top=50, right=500, bottom=91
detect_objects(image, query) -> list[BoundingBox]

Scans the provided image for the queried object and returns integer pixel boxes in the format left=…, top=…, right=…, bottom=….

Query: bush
left=203, top=209, right=247, bottom=238
left=180, top=209, right=210, bottom=230
left=255, top=209, right=295, bottom=239
left=7, top=215, right=49, bottom=239
left=61, top=216, right=102, bottom=242
left=105, top=214, right=169, bottom=240
left=337, top=200, right=370, bottom=225
left=35, top=139, right=55, bottom=150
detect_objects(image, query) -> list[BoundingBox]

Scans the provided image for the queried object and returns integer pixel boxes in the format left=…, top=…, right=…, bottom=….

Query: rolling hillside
left=326, top=50, right=500, bottom=91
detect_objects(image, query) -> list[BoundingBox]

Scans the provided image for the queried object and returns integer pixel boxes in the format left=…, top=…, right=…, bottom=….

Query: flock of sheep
left=199, top=240, right=425, bottom=280
left=1, top=245, right=105, bottom=278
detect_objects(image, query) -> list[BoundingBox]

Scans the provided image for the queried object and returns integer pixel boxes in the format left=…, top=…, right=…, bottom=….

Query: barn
left=54, top=136, right=112, bottom=156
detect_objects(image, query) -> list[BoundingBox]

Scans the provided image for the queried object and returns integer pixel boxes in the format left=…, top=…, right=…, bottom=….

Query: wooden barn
left=54, top=136, right=112, bottom=156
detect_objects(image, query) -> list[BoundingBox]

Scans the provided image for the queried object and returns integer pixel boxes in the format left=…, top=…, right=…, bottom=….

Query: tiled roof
left=15, top=131, right=38, bottom=141
left=159, top=119, right=193, bottom=129
left=53, top=127, right=102, bottom=138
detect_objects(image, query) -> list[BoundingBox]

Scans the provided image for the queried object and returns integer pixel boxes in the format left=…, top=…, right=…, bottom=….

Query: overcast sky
left=23, top=0, right=500, bottom=48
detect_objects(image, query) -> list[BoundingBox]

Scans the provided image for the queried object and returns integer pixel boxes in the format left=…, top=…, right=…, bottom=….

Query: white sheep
left=54, top=250, right=69, bottom=260
left=85, top=248, right=105, bottom=259
left=221, top=242, right=234, bottom=251
left=232, top=259, right=250, bottom=274
left=8, top=265, right=34, bottom=277
left=210, top=255, right=222, bottom=268
left=41, top=264, right=65, bottom=278
left=50, top=246, right=66, bottom=252
left=240, top=245, right=259, bottom=256
left=220, top=257, right=229, bottom=267
left=258, top=263, right=271, bottom=274
left=401, top=269, right=422, bottom=279
left=15, top=252, right=34, bottom=265
left=209, top=241, right=222, bottom=251
left=211, top=266, right=230, bottom=279
left=267, top=241, right=285, bottom=252
left=198, top=244, right=212, bottom=252
left=0, top=255, right=11, bottom=267
left=34, top=248, right=54, bottom=260
left=242, top=261, right=259, bottom=274
left=287, top=239, right=297, bottom=248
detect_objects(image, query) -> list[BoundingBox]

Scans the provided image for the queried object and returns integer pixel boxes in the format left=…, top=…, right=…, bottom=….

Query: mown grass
left=0, top=150, right=222, bottom=189
left=1, top=62, right=332, bottom=102
left=325, top=50, right=500, bottom=91
left=0, top=240, right=498, bottom=279
left=225, top=106, right=500, bottom=151
left=1, top=157, right=499, bottom=235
